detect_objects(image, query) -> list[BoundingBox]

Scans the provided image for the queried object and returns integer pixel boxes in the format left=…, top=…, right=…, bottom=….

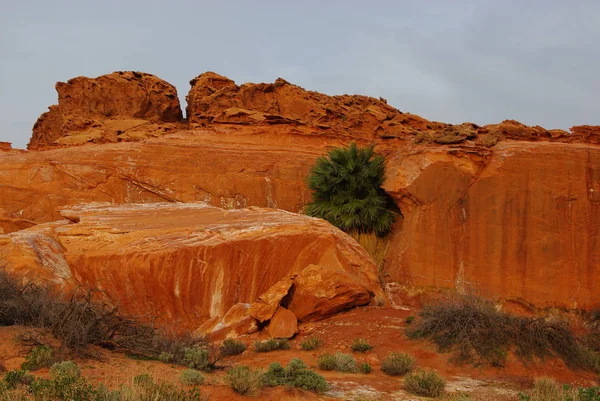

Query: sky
left=1, top=0, right=599, bottom=149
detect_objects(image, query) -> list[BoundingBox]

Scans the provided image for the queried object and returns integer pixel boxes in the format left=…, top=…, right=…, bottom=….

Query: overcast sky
left=1, top=0, right=599, bottom=149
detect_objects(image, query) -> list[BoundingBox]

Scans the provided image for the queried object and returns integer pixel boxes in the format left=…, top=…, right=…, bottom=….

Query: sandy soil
left=1, top=307, right=597, bottom=401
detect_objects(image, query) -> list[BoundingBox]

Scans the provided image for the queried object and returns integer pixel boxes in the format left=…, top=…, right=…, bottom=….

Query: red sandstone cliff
left=2, top=71, right=600, bottom=315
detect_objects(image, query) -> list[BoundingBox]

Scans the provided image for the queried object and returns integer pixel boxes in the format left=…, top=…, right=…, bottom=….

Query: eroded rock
left=0, top=203, right=381, bottom=332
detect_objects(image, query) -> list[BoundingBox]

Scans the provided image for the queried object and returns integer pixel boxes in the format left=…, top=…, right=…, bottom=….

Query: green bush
left=351, top=338, right=373, bottom=353
left=317, top=352, right=357, bottom=373
left=253, top=338, right=290, bottom=353
left=224, top=366, right=262, bottom=395
left=300, top=336, right=324, bottom=351
left=159, top=351, right=175, bottom=363
left=3, top=369, right=33, bottom=389
left=262, top=359, right=328, bottom=393
left=404, top=369, right=446, bottom=398
left=49, top=361, right=81, bottom=381
left=305, top=142, right=398, bottom=236
left=381, top=352, right=416, bottom=376
left=406, top=316, right=415, bottom=325
left=183, top=347, right=211, bottom=371
left=317, top=353, right=336, bottom=371
left=220, top=339, right=247, bottom=357
left=358, top=362, right=372, bottom=374
left=21, top=345, right=55, bottom=371
left=180, top=369, right=205, bottom=386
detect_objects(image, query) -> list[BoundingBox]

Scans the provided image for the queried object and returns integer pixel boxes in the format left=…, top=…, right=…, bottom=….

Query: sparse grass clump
left=183, top=347, right=211, bottom=371
left=49, top=361, right=81, bottom=380
left=517, top=377, right=600, bottom=401
left=381, top=352, right=416, bottom=376
left=300, top=336, right=324, bottom=351
left=317, top=352, right=357, bottom=372
left=351, top=338, right=373, bottom=353
left=262, top=359, right=329, bottom=393
left=253, top=338, right=290, bottom=353
left=224, top=366, right=263, bottom=395
left=404, top=369, right=446, bottom=398
left=1, top=362, right=207, bottom=400
left=407, top=294, right=600, bottom=370
left=358, top=362, right=372, bottom=374
left=180, top=369, right=205, bottom=385
left=21, top=345, right=55, bottom=371
left=220, top=339, right=246, bottom=357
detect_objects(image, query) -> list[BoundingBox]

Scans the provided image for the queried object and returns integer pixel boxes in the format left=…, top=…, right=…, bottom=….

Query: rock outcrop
left=383, top=141, right=600, bottom=309
left=2, top=70, right=600, bottom=314
left=0, top=203, right=382, bottom=334
left=29, top=71, right=183, bottom=148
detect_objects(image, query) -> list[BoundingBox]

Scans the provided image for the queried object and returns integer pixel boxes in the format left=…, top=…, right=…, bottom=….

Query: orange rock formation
left=1, top=70, right=600, bottom=318
left=0, top=203, right=382, bottom=335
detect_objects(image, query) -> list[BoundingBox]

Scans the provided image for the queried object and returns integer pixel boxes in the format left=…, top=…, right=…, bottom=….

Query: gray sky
left=1, top=0, right=599, bottom=149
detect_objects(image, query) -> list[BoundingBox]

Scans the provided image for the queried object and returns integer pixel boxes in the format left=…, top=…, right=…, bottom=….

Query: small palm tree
left=305, top=142, right=398, bottom=236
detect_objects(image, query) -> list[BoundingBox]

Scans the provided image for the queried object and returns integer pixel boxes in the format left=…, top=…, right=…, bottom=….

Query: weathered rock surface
left=268, top=307, right=298, bottom=339
left=0, top=203, right=382, bottom=331
left=29, top=71, right=184, bottom=148
left=383, top=141, right=600, bottom=309
left=2, top=70, right=600, bottom=313
left=1, top=127, right=341, bottom=225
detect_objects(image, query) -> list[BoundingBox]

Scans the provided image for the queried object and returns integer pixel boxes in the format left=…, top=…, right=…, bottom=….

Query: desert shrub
left=159, top=351, right=175, bottom=363
left=317, top=353, right=336, bottom=371
left=262, top=359, right=328, bottom=393
left=381, top=352, right=416, bottom=376
left=3, top=369, right=33, bottom=390
left=220, top=339, right=246, bottom=357
left=0, top=270, right=207, bottom=359
left=351, top=338, right=373, bottom=353
left=21, top=345, right=55, bottom=371
left=407, top=294, right=599, bottom=369
left=404, top=369, right=446, bottom=398
left=300, top=336, right=324, bottom=351
left=49, top=361, right=81, bottom=380
left=224, top=366, right=262, bottom=395
left=358, top=362, right=372, bottom=374
left=180, top=369, right=205, bottom=386
left=405, top=316, right=415, bottom=325
left=183, top=347, right=211, bottom=371
left=317, top=352, right=357, bottom=373
left=253, top=338, right=290, bottom=353
left=305, top=142, right=399, bottom=236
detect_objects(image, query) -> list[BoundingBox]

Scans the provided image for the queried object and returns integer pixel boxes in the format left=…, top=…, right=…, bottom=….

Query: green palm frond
left=305, top=142, right=399, bottom=236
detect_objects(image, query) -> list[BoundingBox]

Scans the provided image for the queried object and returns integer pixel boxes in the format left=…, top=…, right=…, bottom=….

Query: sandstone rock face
left=4, top=70, right=600, bottom=313
left=1, top=127, right=339, bottom=226
left=0, top=203, right=382, bottom=332
left=186, top=72, right=444, bottom=141
left=29, top=71, right=183, bottom=148
left=195, top=303, right=258, bottom=340
left=383, top=141, right=600, bottom=309
left=268, top=307, right=298, bottom=339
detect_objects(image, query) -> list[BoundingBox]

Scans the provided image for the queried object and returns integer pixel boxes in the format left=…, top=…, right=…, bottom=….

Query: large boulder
left=0, top=203, right=382, bottom=332
left=29, top=71, right=183, bottom=148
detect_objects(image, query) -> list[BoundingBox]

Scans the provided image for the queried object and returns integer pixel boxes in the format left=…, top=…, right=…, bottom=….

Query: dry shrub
left=0, top=269, right=206, bottom=359
left=407, top=294, right=599, bottom=370
left=224, top=366, right=263, bottom=395
left=350, top=231, right=390, bottom=272
left=404, top=368, right=446, bottom=398
left=381, top=352, right=416, bottom=376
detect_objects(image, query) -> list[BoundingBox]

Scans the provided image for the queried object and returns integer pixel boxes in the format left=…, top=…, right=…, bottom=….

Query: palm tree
left=305, top=142, right=398, bottom=236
